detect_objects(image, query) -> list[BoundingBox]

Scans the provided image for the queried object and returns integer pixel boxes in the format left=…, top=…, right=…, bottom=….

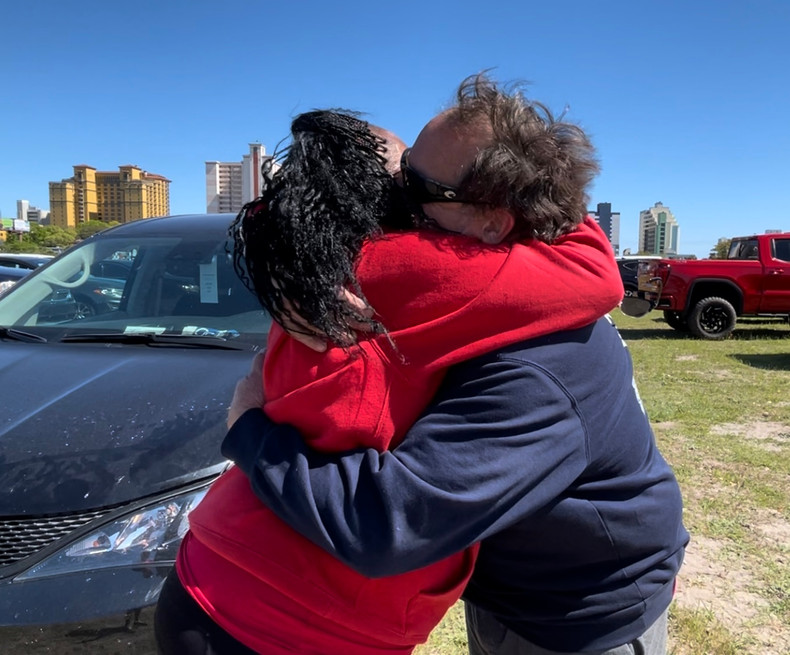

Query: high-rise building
left=639, top=202, right=679, bottom=255
left=589, top=202, right=620, bottom=255
left=16, top=200, right=29, bottom=224
left=206, top=143, right=273, bottom=214
left=49, top=165, right=170, bottom=229
left=17, top=199, right=50, bottom=225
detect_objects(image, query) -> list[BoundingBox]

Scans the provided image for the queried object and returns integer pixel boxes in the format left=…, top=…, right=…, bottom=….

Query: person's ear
left=480, top=209, right=515, bottom=244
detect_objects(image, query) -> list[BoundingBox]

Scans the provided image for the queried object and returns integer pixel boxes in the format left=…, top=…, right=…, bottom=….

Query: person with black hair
left=219, top=74, right=687, bottom=655
left=155, top=100, right=624, bottom=654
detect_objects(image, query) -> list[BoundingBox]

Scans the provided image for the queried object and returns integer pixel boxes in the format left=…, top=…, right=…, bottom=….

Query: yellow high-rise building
left=49, top=164, right=170, bottom=228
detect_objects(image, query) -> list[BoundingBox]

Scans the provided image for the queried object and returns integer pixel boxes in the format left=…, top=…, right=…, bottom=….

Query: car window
left=0, top=259, right=26, bottom=269
left=773, top=238, right=790, bottom=263
left=728, top=239, right=759, bottom=260
left=0, top=256, right=51, bottom=269
left=0, top=230, right=270, bottom=347
left=90, top=259, right=133, bottom=279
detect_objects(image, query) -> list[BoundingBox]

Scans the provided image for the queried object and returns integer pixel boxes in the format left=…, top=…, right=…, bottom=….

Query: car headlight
left=16, top=486, right=210, bottom=581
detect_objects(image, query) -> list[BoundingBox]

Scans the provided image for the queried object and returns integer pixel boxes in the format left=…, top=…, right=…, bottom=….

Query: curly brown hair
left=450, top=73, right=599, bottom=242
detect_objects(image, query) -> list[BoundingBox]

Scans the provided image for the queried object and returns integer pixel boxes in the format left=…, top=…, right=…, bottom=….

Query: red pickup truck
left=638, top=232, right=790, bottom=339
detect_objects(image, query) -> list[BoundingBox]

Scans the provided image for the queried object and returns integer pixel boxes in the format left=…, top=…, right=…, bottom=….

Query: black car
left=616, top=256, right=663, bottom=299
left=0, top=214, right=270, bottom=653
left=0, top=254, right=53, bottom=271
left=0, top=266, right=30, bottom=285
left=616, top=258, right=642, bottom=297
left=36, top=259, right=133, bottom=322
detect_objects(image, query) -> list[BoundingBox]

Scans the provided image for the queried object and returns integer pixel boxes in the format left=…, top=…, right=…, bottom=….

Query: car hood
left=0, top=342, right=258, bottom=515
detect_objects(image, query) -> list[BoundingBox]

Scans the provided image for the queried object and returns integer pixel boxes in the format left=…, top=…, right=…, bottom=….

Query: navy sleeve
left=222, top=354, right=589, bottom=577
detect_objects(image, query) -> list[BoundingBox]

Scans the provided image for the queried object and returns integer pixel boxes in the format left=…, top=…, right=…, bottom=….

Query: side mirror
left=620, top=297, right=653, bottom=318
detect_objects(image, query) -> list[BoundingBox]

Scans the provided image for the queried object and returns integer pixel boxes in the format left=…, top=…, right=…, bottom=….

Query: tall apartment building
left=639, top=202, right=679, bottom=255
left=206, top=143, right=273, bottom=214
left=49, top=165, right=170, bottom=229
left=589, top=202, right=620, bottom=255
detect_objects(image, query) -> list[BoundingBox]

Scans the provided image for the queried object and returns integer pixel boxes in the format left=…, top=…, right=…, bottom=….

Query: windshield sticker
left=199, top=256, right=219, bottom=304
left=123, top=326, right=166, bottom=335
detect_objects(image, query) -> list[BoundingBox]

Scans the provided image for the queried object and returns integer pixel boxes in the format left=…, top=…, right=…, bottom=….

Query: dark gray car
left=0, top=214, right=270, bottom=653
left=0, top=254, right=53, bottom=271
left=0, top=266, right=30, bottom=285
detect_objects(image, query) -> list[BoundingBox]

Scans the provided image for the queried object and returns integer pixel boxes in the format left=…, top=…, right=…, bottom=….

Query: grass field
left=416, top=310, right=790, bottom=655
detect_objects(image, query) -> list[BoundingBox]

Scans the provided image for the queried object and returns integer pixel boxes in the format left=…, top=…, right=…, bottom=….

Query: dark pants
left=465, top=602, right=668, bottom=655
left=154, top=568, right=258, bottom=655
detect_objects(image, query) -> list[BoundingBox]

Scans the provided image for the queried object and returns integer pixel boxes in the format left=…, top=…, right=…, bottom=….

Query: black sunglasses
left=400, top=148, right=470, bottom=204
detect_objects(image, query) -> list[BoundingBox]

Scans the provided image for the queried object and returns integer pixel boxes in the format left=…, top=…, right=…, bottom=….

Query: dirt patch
left=710, top=421, right=790, bottom=451
left=676, top=536, right=767, bottom=621
left=652, top=421, right=679, bottom=432
left=673, top=419, right=790, bottom=653
left=751, top=509, right=790, bottom=551
left=710, top=421, right=789, bottom=440
left=676, top=536, right=789, bottom=653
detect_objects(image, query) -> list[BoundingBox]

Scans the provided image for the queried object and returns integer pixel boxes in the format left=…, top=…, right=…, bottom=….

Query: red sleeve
left=358, top=216, right=623, bottom=372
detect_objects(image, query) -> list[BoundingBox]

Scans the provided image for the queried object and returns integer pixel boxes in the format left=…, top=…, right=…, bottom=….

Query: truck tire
left=663, top=311, right=689, bottom=331
left=688, top=297, right=737, bottom=340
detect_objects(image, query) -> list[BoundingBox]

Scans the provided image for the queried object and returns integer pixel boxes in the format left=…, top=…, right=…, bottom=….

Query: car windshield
left=0, top=230, right=271, bottom=348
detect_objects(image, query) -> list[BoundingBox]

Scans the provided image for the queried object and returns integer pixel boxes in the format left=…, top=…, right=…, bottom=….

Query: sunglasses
left=400, top=148, right=470, bottom=204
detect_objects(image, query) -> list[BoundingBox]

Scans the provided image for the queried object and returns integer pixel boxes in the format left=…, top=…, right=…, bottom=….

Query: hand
left=227, top=351, right=265, bottom=429
left=280, top=288, right=375, bottom=352
left=279, top=296, right=330, bottom=352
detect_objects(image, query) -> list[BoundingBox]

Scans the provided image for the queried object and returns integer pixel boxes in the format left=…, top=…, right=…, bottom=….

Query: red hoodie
left=180, top=217, right=623, bottom=654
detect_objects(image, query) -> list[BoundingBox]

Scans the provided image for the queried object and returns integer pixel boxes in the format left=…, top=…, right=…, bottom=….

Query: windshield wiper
left=0, top=327, right=48, bottom=343
left=59, top=332, right=246, bottom=350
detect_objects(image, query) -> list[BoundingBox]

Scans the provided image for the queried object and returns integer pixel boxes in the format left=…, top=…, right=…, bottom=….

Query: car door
left=760, top=237, right=790, bottom=312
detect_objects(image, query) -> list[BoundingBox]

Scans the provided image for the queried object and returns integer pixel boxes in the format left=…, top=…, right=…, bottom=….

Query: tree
left=0, top=223, right=93, bottom=253
left=1, top=233, right=37, bottom=253
left=709, top=238, right=731, bottom=259
left=76, top=220, right=119, bottom=240
left=28, top=224, right=77, bottom=250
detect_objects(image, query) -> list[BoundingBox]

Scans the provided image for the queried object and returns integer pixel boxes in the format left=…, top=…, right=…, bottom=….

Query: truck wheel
left=663, top=311, right=688, bottom=331
left=688, top=297, right=737, bottom=340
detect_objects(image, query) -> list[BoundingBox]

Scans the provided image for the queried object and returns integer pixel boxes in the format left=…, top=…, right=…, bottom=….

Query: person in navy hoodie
left=222, top=73, right=689, bottom=655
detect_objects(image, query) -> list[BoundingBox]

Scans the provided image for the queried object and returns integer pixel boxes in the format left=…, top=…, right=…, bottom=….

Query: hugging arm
left=222, top=352, right=587, bottom=577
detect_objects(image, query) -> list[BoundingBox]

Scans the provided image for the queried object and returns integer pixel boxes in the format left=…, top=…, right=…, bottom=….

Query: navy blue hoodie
left=223, top=317, right=688, bottom=652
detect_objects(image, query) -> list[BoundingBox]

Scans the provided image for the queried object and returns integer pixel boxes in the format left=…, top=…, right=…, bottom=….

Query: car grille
left=0, top=509, right=110, bottom=569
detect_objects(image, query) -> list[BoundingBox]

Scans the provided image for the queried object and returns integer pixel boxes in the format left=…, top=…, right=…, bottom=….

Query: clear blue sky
left=2, top=0, right=788, bottom=257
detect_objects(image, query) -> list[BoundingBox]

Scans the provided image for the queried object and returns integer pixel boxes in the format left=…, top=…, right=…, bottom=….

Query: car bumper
left=0, top=564, right=171, bottom=654
left=0, top=606, right=157, bottom=653
left=646, top=293, right=676, bottom=310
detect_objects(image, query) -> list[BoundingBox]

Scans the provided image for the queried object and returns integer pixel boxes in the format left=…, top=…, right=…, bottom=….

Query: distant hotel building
left=206, top=143, right=274, bottom=214
left=49, top=165, right=170, bottom=229
left=589, top=202, right=620, bottom=255
left=638, top=202, right=679, bottom=255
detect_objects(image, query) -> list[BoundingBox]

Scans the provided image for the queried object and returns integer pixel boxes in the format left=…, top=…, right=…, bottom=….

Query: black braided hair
left=231, top=110, right=408, bottom=346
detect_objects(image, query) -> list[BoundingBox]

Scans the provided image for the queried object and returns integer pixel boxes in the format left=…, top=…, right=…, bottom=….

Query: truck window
left=773, top=238, right=790, bottom=262
left=728, top=239, right=759, bottom=260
